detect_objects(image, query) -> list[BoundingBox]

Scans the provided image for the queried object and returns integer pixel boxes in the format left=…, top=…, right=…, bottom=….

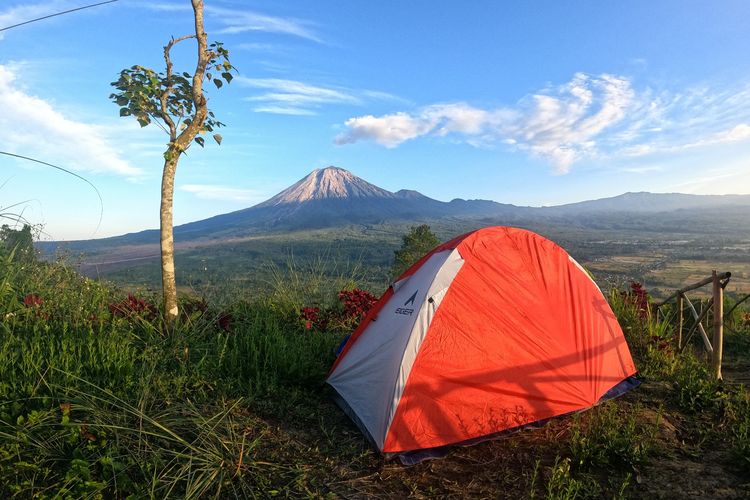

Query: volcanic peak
left=257, top=166, right=395, bottom=206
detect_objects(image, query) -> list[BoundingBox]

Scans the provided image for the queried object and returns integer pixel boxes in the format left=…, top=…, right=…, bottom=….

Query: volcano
left=168, top=166, right=517, bottom=239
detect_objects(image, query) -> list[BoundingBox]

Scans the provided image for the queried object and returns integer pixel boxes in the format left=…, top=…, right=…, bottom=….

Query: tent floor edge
left=598, top=374, right=641, bottom=403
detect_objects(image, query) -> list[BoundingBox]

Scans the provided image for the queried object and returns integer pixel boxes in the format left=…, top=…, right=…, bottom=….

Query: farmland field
left=55, top=211, right=750, bottom=302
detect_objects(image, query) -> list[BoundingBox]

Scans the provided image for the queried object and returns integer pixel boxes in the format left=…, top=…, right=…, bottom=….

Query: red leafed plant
left=624, top=281, right=650, bottom=319
left=23, top=294, right=43, bottom=307
left=300, top=306, right=322, bottom=330
left=299, top=288, right=378, bottom=332
left=109, top=294, right=157, bottom=321
left=338, top=289, right=377, bottom=322
left=22, top=293, right=49, bottom=320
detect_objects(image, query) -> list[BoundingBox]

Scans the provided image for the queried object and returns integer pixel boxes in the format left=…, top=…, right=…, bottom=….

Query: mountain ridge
left=43, top=166, right=750, bottom=247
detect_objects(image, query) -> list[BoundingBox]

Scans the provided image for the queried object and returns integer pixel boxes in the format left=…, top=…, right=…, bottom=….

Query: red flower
left=23, top=294, right=43, bottom=307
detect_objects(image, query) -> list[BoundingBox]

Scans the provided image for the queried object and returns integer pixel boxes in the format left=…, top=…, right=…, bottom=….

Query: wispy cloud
left=140, top=3, right=320, bottom=42
left=251, top=105, right=316, bottom=116
left=234, top=42, right=287, bottom=53
left=668, top=163, right=750, bottom=194
left=180, top=184, right=262, bottom=203
left=135, top=2, right=189, bottom=13
left=237, top=77, right=400, bottom=115
left=0, top=64, right=142, bottom=178
left=609, top=83, right=750, bottom=158
left=619, top=165, right=664, bottom=174
left=336, top=73, right=750, bottom=174
left=206, top=6, right=320, bottom=42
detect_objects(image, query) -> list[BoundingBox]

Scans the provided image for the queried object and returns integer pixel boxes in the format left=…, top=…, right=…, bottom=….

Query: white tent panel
left=328, top=249, right=464, bottom=448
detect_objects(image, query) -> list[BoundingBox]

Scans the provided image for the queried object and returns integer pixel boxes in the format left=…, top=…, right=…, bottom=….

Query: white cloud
left=619, top=165, right=663, bottom=174
left=337, top=74, right=633, bottom=172
left=135, top=2, right=190, bottom=12
left=337, top=73, right=750, bottom=174
left=237, top=77, right=399, bottom=115
left=240, top=78, right=359, bottom=105
left=608, top=83, right=750, bottom=158
left=180, top=184, right=261, bottom=203
left=252, top=105, right=316, bottom=116
left=135, top=3, right=321, bottom=42
left=0, top=64, right=142, bottom=178
left=205, top=6, right=320, bottom=42
left=336, top=112, right=435, bottom=147
left=234, top=42, right=285, bottom=53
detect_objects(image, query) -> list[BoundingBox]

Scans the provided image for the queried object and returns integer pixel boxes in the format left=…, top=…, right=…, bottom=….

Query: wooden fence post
left=677, top=294, right=684, bottom=349
left=712, top=270, right=724, bottom=380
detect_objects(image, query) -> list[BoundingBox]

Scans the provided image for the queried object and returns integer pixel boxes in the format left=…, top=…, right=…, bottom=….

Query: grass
left=1, top=249, right=750, bottom=497
left=568, top=402, right=658, bottom=470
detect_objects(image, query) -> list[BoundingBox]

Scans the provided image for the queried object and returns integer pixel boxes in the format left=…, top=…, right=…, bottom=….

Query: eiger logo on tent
left=395, top=290, right=418, bottom=316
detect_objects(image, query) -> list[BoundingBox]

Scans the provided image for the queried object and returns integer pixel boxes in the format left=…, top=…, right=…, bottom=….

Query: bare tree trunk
left=161, top=154, right=179, bottom=323
left=159, top=0, right=209, bottom=326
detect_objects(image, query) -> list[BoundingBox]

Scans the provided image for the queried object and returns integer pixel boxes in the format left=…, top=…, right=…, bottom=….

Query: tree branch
left=161, top=34, right=196, bottom=141
left=172, top=0, right=209, bottom=153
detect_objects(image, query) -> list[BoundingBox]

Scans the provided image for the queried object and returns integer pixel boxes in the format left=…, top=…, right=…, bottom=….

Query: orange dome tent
left=327, top=226, right=638, bottom=463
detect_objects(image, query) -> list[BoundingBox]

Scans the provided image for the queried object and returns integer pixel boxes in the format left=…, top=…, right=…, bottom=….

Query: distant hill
left=546, top=192, right=750, bottom=214
left=41, top=166, right=750, bottom=252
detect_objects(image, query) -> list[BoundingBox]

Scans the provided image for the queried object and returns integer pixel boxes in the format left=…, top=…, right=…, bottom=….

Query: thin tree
left=110, top=0, right=234, bottom=324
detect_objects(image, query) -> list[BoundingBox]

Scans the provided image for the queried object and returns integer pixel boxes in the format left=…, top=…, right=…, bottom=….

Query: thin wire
left=0, top=0, right=118, bottom=32
left=0, top=151, right=104, bottom=238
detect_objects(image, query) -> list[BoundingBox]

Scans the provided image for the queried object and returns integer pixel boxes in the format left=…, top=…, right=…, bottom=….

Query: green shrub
left=609, top=288, right=678, bottom=379
left=543, top=456, right=601, bottom=500
left=734, top=414, right=750, bottom=473
left=671, top=354, right=720, bottom=413
left=569, top=402, right=657, bottom=469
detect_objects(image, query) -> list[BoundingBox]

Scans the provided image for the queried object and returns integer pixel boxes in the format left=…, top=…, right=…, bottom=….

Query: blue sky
left=1, top=0, right=750, bottom=240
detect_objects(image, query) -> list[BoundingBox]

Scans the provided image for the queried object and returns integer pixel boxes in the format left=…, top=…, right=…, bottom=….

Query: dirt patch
left=635, top=452, right=750, bottom=499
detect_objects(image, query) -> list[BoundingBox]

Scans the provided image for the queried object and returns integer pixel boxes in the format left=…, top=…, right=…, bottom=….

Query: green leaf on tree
left=194, top=137, right=205, bottom=147
left=213, top=79, right=223, bottom=89
left=213, top=134, right=222, bottom=145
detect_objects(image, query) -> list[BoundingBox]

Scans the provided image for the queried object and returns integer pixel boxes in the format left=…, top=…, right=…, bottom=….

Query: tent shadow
left=387, top=333, right=634, bottom=458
